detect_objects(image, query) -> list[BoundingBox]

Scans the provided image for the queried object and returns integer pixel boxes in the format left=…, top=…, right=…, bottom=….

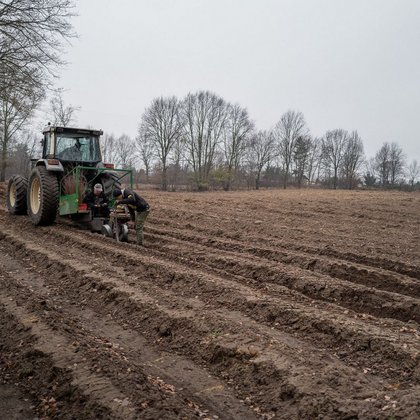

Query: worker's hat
left=113, top=189, right=122, bottom=197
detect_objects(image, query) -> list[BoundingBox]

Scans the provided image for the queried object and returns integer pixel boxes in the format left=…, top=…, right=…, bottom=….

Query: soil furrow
left=141, top=231, right=420, bottom=323
left=0, top=295, right=131, bottom=419
left=1, top=229, right=416, bottom=419
left=1, top=188, right=419, bottom=419
left=0, top=249, right=256, bottom=419
left=1, top=224, right=419, bottom=419
left=149, top=215, right=420, bottom=280
left=3, top=222, right=418, bottom=386
left=146, top=225, right=420, bottom=298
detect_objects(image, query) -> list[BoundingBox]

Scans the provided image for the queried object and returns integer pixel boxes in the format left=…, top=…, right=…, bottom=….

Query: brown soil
left=0, top=187, right=419, bottom=419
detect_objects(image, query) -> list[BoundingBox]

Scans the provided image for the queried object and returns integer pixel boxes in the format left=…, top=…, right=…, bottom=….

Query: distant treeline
left=4, top=91, right=420, bottom=192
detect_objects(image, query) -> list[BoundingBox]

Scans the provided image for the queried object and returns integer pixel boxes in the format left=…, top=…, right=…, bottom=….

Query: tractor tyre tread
left=28, top=166, right=59, bottom=226
left=6, top=175, right=28, bottom=215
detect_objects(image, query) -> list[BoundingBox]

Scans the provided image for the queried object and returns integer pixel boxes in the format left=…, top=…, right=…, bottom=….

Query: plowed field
left=0, top=188, right=419, bottom=419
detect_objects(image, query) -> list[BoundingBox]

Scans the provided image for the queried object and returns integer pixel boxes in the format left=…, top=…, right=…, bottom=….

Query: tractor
left=6, top=124, right=133, bottom=239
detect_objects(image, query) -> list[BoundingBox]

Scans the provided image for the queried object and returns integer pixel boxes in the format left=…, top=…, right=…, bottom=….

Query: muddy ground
left=0, top=187, right=419, bottom=419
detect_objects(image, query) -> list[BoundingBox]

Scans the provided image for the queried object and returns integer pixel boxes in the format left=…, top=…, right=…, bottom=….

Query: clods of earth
left=0, top=188, right=419, bottom=419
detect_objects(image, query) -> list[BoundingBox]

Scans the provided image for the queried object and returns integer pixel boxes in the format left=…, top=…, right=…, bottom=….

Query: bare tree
left=373, top=142, right=404, bottom=188
left=247, top=130, right=276, bottom=190
left=0, top=1, right=75, bottom=179
left=22, top=128, right=41, bottom=158
left=306, top=137, right=322, bottom=184
left=5, top=129, right=39, bottom=178
left=182, top=91, right=228, bottom=190
left=374, top=143, right=391, bottom=187
left=135, top=128, right=155, bottom=182
left=0, top=86, right=44, bottom=181
left=139, top=96, right=183, bottom=190
left=389, top=142, right=405, bottom=186
left=407, top=160, right=420, bottom=188
left=168, top=135, right=186, bottom=190
left=7, top=141, right=30, bottom=176
left=101, top=133, right=119, bottom=165
left=322, top=129, right=348, bottom=189
left=49, top=88, right=80, bottom=126
left=363, top=157, right=377, bottom=188
left=0, top=0, right=76, bottom=95
left=292, top=135, right=311, bottom=188
left=342, top=130, right=364, bottom=189
left=115, top=134, right=135, bottom=169
left=273, top=110, right=308, bottom=189
left=222, top=103, right=254, bottom=190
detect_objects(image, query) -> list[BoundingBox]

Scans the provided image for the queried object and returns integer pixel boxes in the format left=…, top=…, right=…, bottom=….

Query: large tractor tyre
left=28, top=166, right=59, bottom=226
left=6, top=175, right=28, bottom=215
left=101, top=171, right=122, bottom=199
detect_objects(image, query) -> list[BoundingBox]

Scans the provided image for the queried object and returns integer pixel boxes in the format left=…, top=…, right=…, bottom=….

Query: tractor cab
left=42, top=125, right=103, bottom=164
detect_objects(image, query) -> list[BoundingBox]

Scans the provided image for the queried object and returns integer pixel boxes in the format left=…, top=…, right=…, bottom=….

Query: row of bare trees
left=131, top=94, right=369, bottom=191
left=136, top=92, right=254, bottom=191
left=369, top=142, right=406, bottom=187
left=3, top=86, right=417, bottom=191
left=94, top=92, right=417, bottom=191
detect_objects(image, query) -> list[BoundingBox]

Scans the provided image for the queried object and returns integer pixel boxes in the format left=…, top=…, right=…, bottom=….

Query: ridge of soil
left=0, top=188, right=419, bottom=419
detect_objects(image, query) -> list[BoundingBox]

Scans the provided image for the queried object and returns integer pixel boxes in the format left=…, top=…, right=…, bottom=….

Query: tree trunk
left=162, top=166, right=167, bottom=191
left=333, top=167, right=338, bottom=189
left=145, top=164, right=150, bottom=183
left=0, top=149, right=7, bottom=182
left=1, top=135, right=8, bottom=182
left=255, top=171, right=261, bottom=190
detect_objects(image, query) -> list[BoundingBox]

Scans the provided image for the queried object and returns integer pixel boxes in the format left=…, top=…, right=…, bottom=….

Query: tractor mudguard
left=36, top=159, right=65, bottom=172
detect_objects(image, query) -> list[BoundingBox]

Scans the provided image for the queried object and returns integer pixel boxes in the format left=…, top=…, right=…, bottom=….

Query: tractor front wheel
left=6, top=175, right=28, bottom=215
left=28, top=166, right=59, bottom=226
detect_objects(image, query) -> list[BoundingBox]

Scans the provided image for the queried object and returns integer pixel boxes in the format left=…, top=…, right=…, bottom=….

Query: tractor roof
left=43, top=125, right=103, bottom=136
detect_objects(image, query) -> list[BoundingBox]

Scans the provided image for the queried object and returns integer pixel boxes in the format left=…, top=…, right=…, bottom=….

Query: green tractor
left=6, top=124, right=132, bottom=234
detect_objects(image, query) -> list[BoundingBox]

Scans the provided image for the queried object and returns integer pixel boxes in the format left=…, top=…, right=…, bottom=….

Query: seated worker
left=83, top=183, right=110, bottom=218
left=60, top=139, right=83, bottom=160
left=113, top=188, right=150, bottom=245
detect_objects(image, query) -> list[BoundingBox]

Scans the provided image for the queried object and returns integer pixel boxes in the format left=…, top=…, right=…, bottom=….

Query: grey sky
left=54, top=0, right=420, bottom=162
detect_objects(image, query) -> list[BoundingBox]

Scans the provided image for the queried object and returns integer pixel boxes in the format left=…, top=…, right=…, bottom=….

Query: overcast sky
left=50, top=0, right=420, bottom=162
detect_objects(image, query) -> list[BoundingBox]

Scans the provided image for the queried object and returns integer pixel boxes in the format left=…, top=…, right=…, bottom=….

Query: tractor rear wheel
left=28, top=166, right=59, bottom=226
left=6, top=175, right=28, bottom=215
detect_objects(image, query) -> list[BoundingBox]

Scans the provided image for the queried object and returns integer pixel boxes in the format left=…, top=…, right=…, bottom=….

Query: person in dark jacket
left=113, top=188, right=150, bottom=245
left=83, top=183, right=110, bottom=218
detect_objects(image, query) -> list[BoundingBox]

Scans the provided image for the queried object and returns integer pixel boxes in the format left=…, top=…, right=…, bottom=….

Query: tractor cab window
left=56, top=134, right=101, bottom=162
left=43, top=133, right=52, bottom=157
